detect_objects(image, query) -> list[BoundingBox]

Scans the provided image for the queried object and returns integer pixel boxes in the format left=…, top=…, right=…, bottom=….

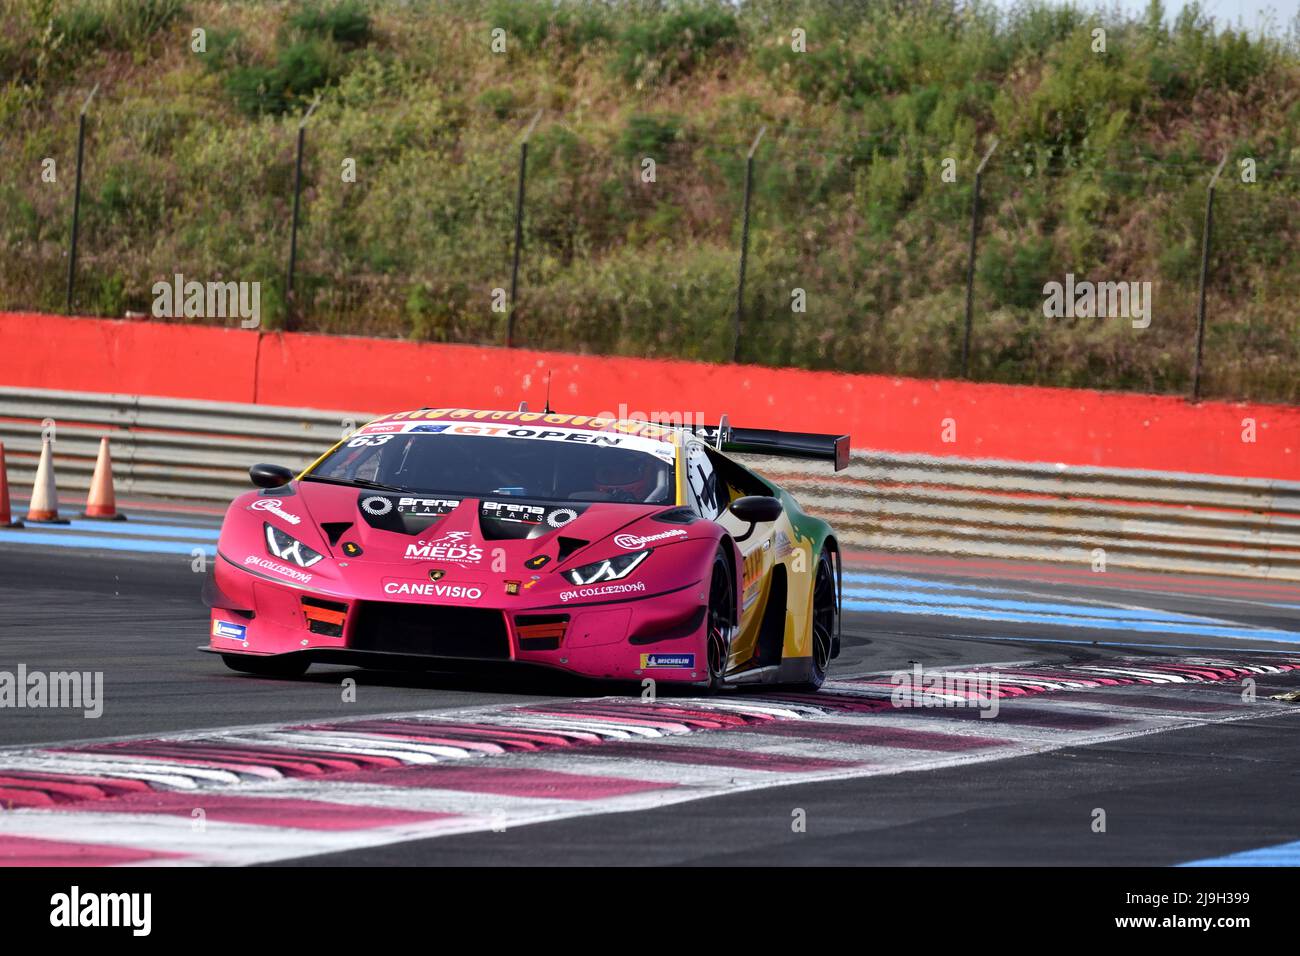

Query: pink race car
left=202, top=407, right=848, bottom=690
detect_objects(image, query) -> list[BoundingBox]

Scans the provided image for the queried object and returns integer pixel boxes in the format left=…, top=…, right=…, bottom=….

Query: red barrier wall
left=2, top=312, right=1297, bottom=480
left=1, top=312, right=259, bottom=403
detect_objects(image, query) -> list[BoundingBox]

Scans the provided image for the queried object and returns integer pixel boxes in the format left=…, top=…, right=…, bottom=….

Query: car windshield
left=306, top=427, right=676, bottom=505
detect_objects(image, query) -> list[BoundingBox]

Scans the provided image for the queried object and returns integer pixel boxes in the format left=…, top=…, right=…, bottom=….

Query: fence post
left=507, top=109, right=543, bottom=349
left=1191, top=150, right=1229, bottom=402
left=285, top=93, right=322, bottom=331
left=65, top=83, right=99, bottom=314
left=733, top=125, right=766, bottom=363
left=960, top=138, right=998, bottom=378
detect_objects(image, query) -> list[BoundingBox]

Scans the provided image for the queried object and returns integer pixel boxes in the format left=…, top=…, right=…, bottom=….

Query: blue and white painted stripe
left=1181, top=838, right=1300, bottom=867
left=0, top=519, right=218, bottom=557
left=844, top=573, right=1300, bottom=644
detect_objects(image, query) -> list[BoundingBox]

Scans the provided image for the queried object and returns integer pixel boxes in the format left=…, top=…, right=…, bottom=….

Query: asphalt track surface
left=1, top=500, right=1298, bottom=866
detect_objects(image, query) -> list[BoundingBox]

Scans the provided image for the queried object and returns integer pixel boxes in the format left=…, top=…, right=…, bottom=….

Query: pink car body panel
left=207, top=479, right=730, bottom=684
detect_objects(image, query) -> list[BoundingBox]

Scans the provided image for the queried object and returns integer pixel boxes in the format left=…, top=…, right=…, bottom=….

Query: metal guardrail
left=0, top=388, right=369, bottom=503
left=2, top=387, right=1299, bottom=582
left=758, top=457, right=1300, bottom=581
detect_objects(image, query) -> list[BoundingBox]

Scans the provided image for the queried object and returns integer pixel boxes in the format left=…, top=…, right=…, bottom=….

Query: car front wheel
left=705, top=547, right=738, bottom=690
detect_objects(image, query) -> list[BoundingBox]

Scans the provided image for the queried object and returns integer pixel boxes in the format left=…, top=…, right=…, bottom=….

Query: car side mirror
left=250, top=463, right=295, bottom=489
left=729, top=495, right=783, bottom=523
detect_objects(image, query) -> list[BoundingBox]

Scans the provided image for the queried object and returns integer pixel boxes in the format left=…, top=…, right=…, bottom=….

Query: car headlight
left=264, top=523, right=324, bottom=568
left=564, top=550, right=649, bottom=585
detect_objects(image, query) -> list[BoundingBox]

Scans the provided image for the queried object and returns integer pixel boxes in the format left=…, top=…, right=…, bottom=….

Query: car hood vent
left=321, top=521, right=353, bottom=546
left=556, top=537, right=589, bottom=562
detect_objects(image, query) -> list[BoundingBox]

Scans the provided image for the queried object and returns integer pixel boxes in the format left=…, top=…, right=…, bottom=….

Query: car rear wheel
left=793, top=549, right=836, bottom=691
left=221, top=654, right=310, bottom=679
left=706, top=548, right=737, bottom=689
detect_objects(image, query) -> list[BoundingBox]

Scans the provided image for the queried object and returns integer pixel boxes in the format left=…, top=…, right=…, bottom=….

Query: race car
left=202, top=407, right=849, bottom=690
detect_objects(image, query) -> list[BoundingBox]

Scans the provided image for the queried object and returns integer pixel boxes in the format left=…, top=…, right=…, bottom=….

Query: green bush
left=213, top=2, right=366, bottom=116
left=484, top=0, right=613, bottom=53
left=760, top=42, right=899, bottom=108
left=1001, top=1, right=1087, bottom=58
left=52, top=0, right=186, bottom=52
left=978, top=237, right=1056, bottom=310
left=614, top=2, right=741, bottom=86
left=288, top=0, right=372, bottom=48
left=617, top=113, right=683, bottom=160
left=225, top=40, right=339, bottom=116
left=52, top=3, right=109, bottom=49
left=199, top=27, right=246, bottom=72
left=476, top=86, right=517, bottom=119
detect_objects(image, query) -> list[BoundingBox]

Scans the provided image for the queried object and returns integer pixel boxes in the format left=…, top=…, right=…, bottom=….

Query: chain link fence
left=3, top=97, right=1297, bottom=403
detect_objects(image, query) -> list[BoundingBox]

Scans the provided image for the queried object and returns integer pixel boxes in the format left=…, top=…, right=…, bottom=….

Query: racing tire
left=791, top=549, right=837, bottom=692
left=221, top=654, right=311, bottom=679
left=705, top=547, right=738, bottom=690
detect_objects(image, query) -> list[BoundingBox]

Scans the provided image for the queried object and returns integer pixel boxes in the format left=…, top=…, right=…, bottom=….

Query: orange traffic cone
left=0, top=443, right=22, bottom=528
left=26, top=438, right=68, bottom=524
left=82, top=436, right=125, bottom=520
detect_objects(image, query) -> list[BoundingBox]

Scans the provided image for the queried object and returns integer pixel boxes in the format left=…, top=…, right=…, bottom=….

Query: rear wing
left=666, top=418, right=851, bottom=471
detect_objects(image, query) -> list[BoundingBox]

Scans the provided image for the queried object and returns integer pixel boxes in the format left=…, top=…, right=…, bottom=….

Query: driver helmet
left=594, top=455, right=660, bottom=502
